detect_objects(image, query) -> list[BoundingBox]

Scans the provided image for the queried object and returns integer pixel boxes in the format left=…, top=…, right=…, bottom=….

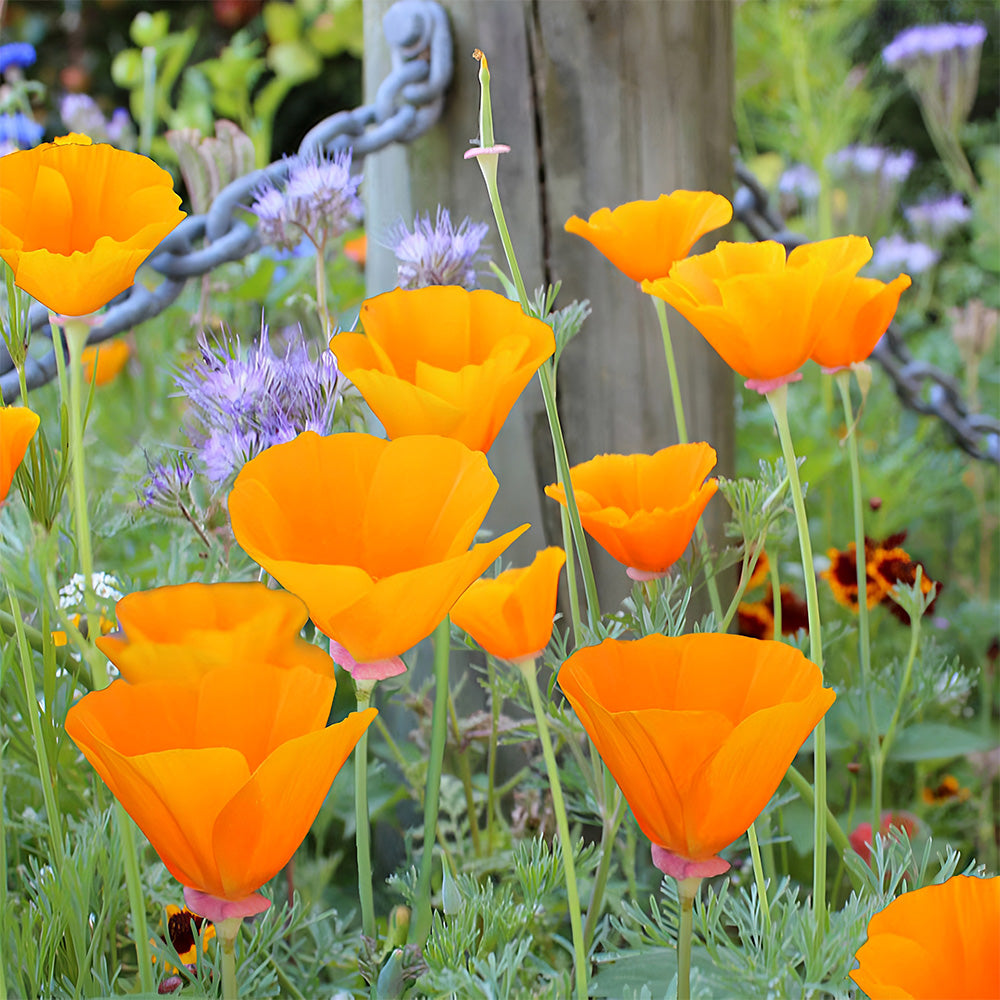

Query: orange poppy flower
left=543, top=443, right=718, bottom=579
left=0, top=134, right=185, bottom=316
left=643, top=236, right=874, bottom=386
left=451, top=547, right=565, bottom=663
left=330, top=286, right=555, bottom=453
left=0, top=405, right=40, bottom=503
left=66, top=662, right=376, bottom=918
left=343, top=234, right=367, bottom=267
left=558, top=633, right=835, bottom=878
left=81, top=338, right=131, bottom=386
left=564, top=191, right=733, bottom=283
left=228, top=431, right=528, bottom=672
left=96, top=582, right=335, bottom=682
left=851, top=875, right=1000, bottom=999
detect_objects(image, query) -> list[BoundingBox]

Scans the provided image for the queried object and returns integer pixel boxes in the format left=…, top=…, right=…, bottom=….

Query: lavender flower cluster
left=60, top=94, right=135, bottom=149
left=175, top=325, right=341, bottom=483
left=883, top=22, right=987, bottom=67
left=390, top=207, right=490, bottom=289
left=904, top=194, right=972, bottom=244
left=829, top=146, right=916, bottom=184
left=251, top=149, right=362, bottom=252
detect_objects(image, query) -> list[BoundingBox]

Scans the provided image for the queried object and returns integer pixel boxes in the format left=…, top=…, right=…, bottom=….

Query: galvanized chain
left=0, top=0, right=453, bottom=403
left=734, top=160, right=1000, bottom=465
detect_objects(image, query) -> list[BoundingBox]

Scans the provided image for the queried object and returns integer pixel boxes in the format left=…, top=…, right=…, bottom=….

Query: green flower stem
left=649, top=298, right=724, bottom=624
left=0, top=609, right=78, bottom=672
left=0, top=745, right=6, bottom=1000
left=746, top=821, right=772, bottom=933
left=835, top=371, right=882, bottom=831
left=116, top=803, right=154, bottom=994
left=765, top=384, right=828, bottom=926
left=583, top=788, right=626, bottom=950
left=448, top=693, right=482, bottom=856
left=784, top=765, right=856, bottom=880
left=6, top=586, right=64, bottom=868
left=559, top=503, right=583, bottom=648
left=218, top=916, right=241, bottom=1000
left=877, top=603, right=923, bottom=776
left=517, top=658, right=588, bottom=1000
left=718, top=542, right=764, bottom=634
left=768, top=548, right=782, bottom=637
left=354, top=679, right=377, bottom=941
left=675, top=877, right=700, bottom=1000
left=485, top=654, right=500, bottom=853
left=313, top=237, right=332, bottom=336
left=411, top=617, right=452, bottom=945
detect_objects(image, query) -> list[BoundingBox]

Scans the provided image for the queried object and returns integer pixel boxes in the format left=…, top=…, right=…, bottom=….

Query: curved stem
left=354, top=681, right=377, bottom=941
left=746, top=821, right=772, bottom=934
left=410, top=618, right=452, bottom=945
left=583, top=790, right=626, bottom=949
left=766, top=385, right=827, bottom=927
left=518, top=660, right=588, bottom=1000
left=116, top=804, right=154, bottom=993
left=879, top=609, right=923, bottom=768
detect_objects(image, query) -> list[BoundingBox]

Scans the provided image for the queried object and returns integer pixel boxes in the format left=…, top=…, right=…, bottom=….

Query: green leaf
left=590, top=949, right=676, bottom=998
left=888, top=722, right=997, bottom=762
left=267, top=40, right=322, bottom=83
left=264, top=0, right=303, bottom=43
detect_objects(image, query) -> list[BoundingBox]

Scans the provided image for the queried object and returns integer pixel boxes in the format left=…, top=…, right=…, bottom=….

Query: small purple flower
left=830, top=145, right=916, bottom=184
left=883, top=22, right=987, bottom=66
left=0, top=42, right=36, bottom=74
left=869, top=234, right=940, bottom=278
left=176, top=323, right=341, bottom=483
left=904, top=194, right=972, bottom=243
left=0, top=113, right=43, bottom=150
left=778, top=163, right=821, bottom=202
left=251, top=149, right=361, bottom=251
left=390, top=207, right=490, bottom=289
left=137, top=454, right=195, bottom=515
left=59, top=94, right=136, bottom=150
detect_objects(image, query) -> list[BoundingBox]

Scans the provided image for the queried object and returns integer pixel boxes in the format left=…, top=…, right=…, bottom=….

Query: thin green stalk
left=835, top=371, right=881, bottom=832
left=650, top=297, right=724, bottom=623
left=117, top=804, right=154, bottom=994
left=719, top=543, right=763, bottom=634
left=313, top=238, right=331, bottom=336
left=583, top=790, right=626, bottom=950
left=675, top=878, right=699, bottom=1000
left=218, top=917, right=241, bottom=1000
left=410, top=618, right=452, bottom=945
left=878, top=606, right=923, bottom=771
left=7, top=587, right=64, bottom=868
left=0, top=739, right=6, bottom=1000
left=355, top=680, right=377, bottom=941
left=559, top=504, right=583, bottom=648
left=765, top=384, right=828, bottom=926
left=785, top=765, right=856, bottom=881
left=518, top=659, right=588, bottom=1000
left=485, top=654, right=500, bottom=854
left=746, top=821, right=772, bottom=933
left=768, top=548, right=782, bottom=638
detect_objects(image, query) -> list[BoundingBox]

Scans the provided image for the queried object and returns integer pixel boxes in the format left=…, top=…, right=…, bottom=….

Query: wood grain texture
left=363, top=0, right=735, bottom=610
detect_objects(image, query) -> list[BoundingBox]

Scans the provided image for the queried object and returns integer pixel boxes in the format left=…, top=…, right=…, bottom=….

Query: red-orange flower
left=564, top=191, right=733, bottom=283
left=96, top=582, right=335, bottom=682
left=66, top=663, right=376, bottom=915
left=0, top=405, right=40, bottom=503
left=643, top=236, right=874, bottom=384
left=544, top=443, right=717, bottom=579
left=558, top=633, right=835, bottom=876
left=228, top=432, right=528, bottom=672
left=451, top=547, right=565, bottom=663
left=851, top=875, right=1000, bottom=999
left=81, top=338, right=131, bottom=386
left=330, top=286, right=554, bottom=453
left=0, top=134, right=185, bottom=316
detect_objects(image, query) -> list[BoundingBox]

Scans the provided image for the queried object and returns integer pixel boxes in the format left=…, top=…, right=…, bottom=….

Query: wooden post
left=364, top=0, right=735, bottom=611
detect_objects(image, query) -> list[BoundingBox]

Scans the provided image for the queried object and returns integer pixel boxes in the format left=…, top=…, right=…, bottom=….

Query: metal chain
left=0, top=0, right=453, bottom=403
left=734, top=160, right=1000, bottom=465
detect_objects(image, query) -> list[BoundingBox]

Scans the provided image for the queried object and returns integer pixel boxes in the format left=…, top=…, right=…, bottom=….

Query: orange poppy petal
left=0, top=405, right=40, bottom=502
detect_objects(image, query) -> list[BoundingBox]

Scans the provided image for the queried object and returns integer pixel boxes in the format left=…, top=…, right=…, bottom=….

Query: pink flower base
left=463, top=144, right=511, bottom=159
left=650, top=844, right=731, bottom=880
left=183, top=886, right=271, bottom=923
left=626, top=566, right=668, bottom=583
left=744, top=372, right=803, bottom=395
left=329, top=639, right=406, bottom=681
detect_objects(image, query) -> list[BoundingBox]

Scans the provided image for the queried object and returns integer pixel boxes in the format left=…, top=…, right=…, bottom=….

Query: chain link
left=0, top=0, right=453, bottom=403
left=734, top=161, right=1000, bottom=465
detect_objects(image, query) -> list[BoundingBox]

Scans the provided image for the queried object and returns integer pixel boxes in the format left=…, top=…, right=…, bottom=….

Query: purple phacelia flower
left=0, top=113, right=43, bottom=150
left=0, top=42, right=36, bottom=74
left=390, top=207, right=490, bottom=289
left=904, top=194, right=972, bottom=243
left=883, top=22, right=987, bottom=67
left=137, top=453, right=195, bottom=515
left=176, top=323, right=341, bottom=483
left=830, top=146, right=916, bottom=183
left=778, top=163, right=821, bottom=202
left=59, top=94, right=136, bottom=149
left=869, top=234, right=940, bottom=278
left=251, top=149, right=361, bottom=251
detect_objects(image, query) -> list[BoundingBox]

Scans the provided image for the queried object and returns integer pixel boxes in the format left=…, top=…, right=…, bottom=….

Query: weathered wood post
left=364, top=0, right=735, bottom=611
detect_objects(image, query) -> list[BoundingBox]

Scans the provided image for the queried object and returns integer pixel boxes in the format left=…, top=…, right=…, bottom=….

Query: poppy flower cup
left=851, top=875, right=1000, bottom=999
left=544, top=443, right=718, bottom=580
left=0, top=134, right=185, bottom=316
left=0, top=405, right=40, bottom=502
left=97, top=582, right=335, bottom=683
left=558, top=633, right=835, bottom=879
left=66, top=663, right=376, bottom=921
left=228, top=431, right=528, bottom=678
left=643, top=236, right=877, bottom=389
left=330, top=286, right=555, bottom=453
left=565, top=191, right=733, bottom=283
left=451, top=547, right=566, bottom=664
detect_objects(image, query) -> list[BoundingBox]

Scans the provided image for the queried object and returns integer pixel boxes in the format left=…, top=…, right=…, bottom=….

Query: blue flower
left=390, top=207, right=490, bottom=289
left=0, top=112, right=44, bottom=149
left=883, top=22, right=987, bottom=66
left=0, top=43, right=36, bottom=74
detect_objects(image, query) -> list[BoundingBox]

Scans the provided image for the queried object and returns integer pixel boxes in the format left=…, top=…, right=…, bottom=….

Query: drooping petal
left=0, top=405, right=40, bottom=502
